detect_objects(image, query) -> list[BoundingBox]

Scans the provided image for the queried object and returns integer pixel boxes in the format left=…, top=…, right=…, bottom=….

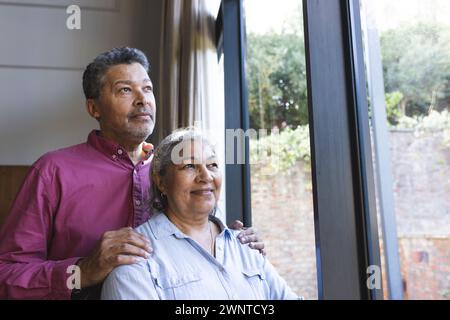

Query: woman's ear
left=153, top=173, right=165, bottom=195
left=86, top=99, right=101, bottom=120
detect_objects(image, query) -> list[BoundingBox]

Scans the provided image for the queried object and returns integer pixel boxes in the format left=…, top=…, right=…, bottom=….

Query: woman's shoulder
left=223, top=228, right=267, bottom=270
left=135, top=218, right=153, bottom=236
left=134, top=212, right=167, bottom=239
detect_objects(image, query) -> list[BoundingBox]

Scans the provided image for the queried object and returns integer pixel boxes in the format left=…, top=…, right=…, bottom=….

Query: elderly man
left=0, top=47, right=263, bottom=299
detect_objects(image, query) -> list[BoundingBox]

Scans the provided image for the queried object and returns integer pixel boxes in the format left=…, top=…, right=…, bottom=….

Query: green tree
left=381, top=22, right=450, bottom=117
left=246, top=31, right=308, bottom=130
left=385, top=91, right=403, bottom=125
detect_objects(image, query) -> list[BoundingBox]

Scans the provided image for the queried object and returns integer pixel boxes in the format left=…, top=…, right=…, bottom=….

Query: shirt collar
left=150, top=212, right=232, bottom=240
left=87, top=130, right=153, bottom=165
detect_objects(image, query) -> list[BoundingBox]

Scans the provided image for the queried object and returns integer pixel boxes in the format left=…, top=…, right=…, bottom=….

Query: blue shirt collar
left=150, top=212, right=233, bottom=240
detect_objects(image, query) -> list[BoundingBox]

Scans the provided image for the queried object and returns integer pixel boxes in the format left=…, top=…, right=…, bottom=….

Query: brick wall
left=251, top=129, right=450, bottom=300
left=251, top=164, right=317, bottom=299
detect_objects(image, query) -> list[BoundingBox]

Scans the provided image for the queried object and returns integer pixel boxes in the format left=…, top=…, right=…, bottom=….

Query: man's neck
left=125, top=144, right=145, bottom=165
left=99, top=131, right=145, bottom=165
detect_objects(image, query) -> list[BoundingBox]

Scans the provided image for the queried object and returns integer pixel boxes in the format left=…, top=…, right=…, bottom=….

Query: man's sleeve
left=0, top=165, right=81, bottom=299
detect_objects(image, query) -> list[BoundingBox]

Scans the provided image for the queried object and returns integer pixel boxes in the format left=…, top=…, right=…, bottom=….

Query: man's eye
left=119, top=87, right=131, bottom=93
left=183, top=164, right=195, bottom=169
left=144, top=86, right=153, bottom=92
left=208, top=163, right=219, bottom=169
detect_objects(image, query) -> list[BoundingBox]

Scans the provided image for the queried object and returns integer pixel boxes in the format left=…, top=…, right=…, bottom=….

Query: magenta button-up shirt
left=0, top=130, right=153, bottom=299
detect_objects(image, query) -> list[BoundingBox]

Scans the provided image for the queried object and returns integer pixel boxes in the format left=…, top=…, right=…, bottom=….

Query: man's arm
left=0, top=166, right=79, bottom=299
left=0, top=165, right=153, bottom=299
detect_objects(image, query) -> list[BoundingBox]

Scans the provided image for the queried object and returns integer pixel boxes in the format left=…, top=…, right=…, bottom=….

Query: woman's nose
left=197, top=165, right=213, bottom=182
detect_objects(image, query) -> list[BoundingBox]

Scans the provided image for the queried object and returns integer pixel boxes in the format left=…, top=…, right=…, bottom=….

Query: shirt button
left=117, top=149, right=123, bottom=155
left=135, top=200, right=141, bottom=206
left=112, top=155, right=117, bottom=160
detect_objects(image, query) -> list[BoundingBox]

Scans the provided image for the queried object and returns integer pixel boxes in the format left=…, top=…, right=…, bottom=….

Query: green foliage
left=245, top=18, right=450, bottom=175
left=246, top=32, right=308, bottom=131
left=250, top=126, right=310, bottom=177
left=385, top=91, right=404, bottom=125
left=389, top=110, right=450, bottom=151
left=380, top=22, right=450, bottom=116
left=394, top=110, right=450, bottom=131
left=249, top=111, right=449, bottom=176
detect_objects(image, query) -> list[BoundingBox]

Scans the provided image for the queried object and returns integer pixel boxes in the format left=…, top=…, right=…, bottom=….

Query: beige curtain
left=156, top=0, right=221, bottom=142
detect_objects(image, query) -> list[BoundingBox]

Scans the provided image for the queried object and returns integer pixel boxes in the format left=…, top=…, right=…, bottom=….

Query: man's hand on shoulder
left=77, top=227, right=153, bottom=288
left=229, top=220, right=266, bottom=256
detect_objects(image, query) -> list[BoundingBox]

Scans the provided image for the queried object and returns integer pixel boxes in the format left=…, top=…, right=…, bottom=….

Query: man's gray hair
left=82, top=47, right=150, bottom=100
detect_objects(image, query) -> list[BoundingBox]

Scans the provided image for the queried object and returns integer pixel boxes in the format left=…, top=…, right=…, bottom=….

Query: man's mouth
left=130, top=113, right=153, bottom=121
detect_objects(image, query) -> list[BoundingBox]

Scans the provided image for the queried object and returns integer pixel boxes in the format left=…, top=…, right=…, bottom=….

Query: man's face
left=92, top=63, right=156, bottom=144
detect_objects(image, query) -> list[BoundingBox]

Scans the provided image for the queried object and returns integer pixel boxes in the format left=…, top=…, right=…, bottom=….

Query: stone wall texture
left=251, top=129, right=450, bottom=300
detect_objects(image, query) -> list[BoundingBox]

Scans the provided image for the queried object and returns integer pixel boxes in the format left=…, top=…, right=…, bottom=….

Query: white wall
left=0, top=0, right=163, bottom=165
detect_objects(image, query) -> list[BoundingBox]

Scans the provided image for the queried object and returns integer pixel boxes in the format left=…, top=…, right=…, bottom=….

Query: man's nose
left=135, top=90, right=152, bottom=106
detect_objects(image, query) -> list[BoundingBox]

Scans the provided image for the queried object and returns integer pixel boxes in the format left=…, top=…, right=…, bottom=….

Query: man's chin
left=128, top=125, right=154, bottom=142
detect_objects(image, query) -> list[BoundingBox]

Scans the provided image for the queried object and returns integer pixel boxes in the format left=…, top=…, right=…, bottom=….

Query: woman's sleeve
left=263, top=259, right=303, bottom=300
left=101, top=260, right=159, bottom=300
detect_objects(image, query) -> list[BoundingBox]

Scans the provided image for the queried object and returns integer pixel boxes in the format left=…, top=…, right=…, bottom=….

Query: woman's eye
left=183, top=164, right=195, bottom=169
left=208, top=163, right=219, bottom=169
left=144, top=86, right=153, bottom=92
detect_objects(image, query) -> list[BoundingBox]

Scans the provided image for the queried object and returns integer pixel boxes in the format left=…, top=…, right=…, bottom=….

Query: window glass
left=361, top=0, right=450, bottom=300
left=244, top=0, right=318, bottom=299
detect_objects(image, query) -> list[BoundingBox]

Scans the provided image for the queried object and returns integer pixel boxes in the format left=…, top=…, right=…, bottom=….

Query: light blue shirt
left=101, top=213, right=300, bottom=300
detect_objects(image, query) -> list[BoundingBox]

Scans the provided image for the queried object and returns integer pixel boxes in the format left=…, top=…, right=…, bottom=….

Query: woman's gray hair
left=151, top=127, right=216, bottom=212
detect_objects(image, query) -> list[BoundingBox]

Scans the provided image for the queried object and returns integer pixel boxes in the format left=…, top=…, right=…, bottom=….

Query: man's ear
left=86, top=99, right=101, bottom=120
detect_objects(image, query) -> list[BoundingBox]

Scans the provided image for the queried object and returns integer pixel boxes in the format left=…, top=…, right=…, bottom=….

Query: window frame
left=219, top=0, right=383, bottom=299
left=220, top=0, right=252, bottom=227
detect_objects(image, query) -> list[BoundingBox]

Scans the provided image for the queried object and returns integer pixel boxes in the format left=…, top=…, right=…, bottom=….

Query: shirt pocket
left=151, top=270, right=202, bottom=299
left=242, top=268, right=267, bottom=300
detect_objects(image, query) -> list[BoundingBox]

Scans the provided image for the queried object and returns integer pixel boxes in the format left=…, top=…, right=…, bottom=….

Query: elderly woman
left=101, top=128, right=299, bottom=300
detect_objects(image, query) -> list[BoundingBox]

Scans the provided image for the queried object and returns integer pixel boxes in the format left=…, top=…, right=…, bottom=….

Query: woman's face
left=157, top=140, right=222, bottom=218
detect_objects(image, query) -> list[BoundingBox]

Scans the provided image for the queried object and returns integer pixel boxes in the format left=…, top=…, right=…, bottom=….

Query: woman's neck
left=166, top=210, right=209, bottom=235
left=166, top=210, right=217, bottom=256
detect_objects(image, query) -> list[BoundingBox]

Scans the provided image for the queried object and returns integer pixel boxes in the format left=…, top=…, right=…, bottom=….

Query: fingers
left=248, top=241, right=265, bottom=252
left=114, top=243, right=151, bottom=259
left=238, top=232, right=260, bottom=244
left=101, top=228, right=153, bottom=269
left=236, top=226, right=266, bottom=256
left=107, top=227, right=153, bottom=254
left=237, top=227, right=258, bottom=243
left=113, top=254, right=145, bottom=266
left=229, top=220, right=244, bottom=230
left=122, top=231, right=153, bottom=254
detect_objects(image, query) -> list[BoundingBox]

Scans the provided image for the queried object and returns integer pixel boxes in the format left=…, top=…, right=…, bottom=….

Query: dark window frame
left=219, top=0, right=383, bottom=299
left=220, top=0, right=252, bottom=227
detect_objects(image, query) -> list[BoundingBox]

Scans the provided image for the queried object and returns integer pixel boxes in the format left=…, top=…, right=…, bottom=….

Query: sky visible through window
left=244, top=0, right=300, bottom=34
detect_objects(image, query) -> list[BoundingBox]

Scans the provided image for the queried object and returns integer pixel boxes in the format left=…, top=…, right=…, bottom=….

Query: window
left=221, top=0, right=383, bottom=299
left=243, top=0, right=317, bottom=300
left=360, top=0, right=450, bottom=300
